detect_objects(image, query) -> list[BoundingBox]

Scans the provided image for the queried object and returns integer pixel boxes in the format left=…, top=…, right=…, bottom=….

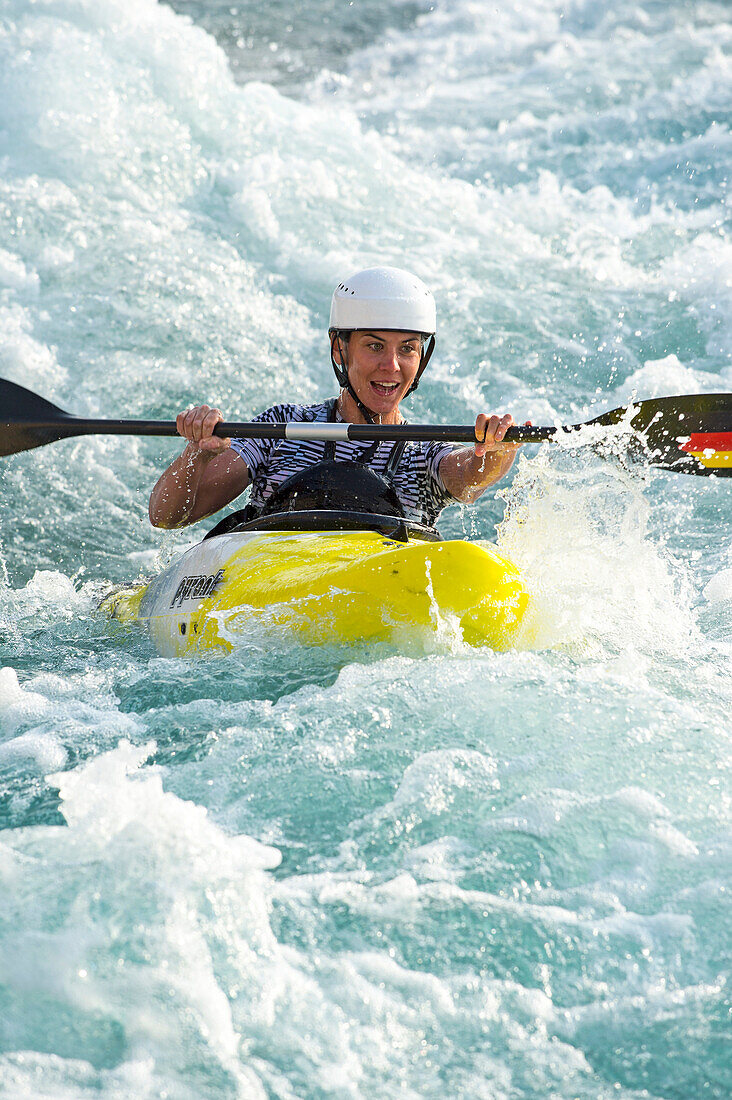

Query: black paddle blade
left=0, top=378, right=80, bottom=456
left=587, top=393, right=732, bottom=477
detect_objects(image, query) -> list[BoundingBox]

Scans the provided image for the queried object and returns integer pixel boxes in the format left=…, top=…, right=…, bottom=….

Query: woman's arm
left=148, top=405, right=250, bottom=528
left=439, top=413, right=523, bottom=504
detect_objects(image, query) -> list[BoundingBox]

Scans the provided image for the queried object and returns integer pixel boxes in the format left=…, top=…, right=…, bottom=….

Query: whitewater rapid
left=0, top=0, right=730, bottom=1097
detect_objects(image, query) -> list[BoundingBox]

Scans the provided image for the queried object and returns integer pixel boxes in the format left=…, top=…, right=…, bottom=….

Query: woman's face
left=336, top=330, right=422, bottom=418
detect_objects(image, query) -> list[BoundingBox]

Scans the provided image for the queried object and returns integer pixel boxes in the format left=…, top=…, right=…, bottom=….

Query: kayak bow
left=100, top=526, right=531, bottom=655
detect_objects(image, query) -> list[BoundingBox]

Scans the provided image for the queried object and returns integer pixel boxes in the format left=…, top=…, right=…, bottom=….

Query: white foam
left=613, top=354, right=720, bottom=402
left=38, top=243, right=76, bottom=272
left=0, top=248, right=39, bottom=292
left=0, top=667, right=53, bottom=736
left=0, top=301, right=66, bottom=392
left=0, top=742, right=284, bottom=1095
left=703, top=567, right=732, bottom=604
left=0, top=730, right=67, bottom=772
left=2, top=571, right=90, bottom=620
left=658, top=231, right=732, bottom=365
left=46, top=741, right=279, bottom=875
left=392, top=748, right=500, bottom=814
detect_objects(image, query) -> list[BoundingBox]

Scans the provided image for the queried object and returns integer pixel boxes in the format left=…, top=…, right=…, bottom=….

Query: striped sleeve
left=229, top=403, right=302, bottom=477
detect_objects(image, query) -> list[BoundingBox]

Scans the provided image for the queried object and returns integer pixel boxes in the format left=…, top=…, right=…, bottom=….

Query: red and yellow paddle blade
left=590, top=393, right=732, bottom=477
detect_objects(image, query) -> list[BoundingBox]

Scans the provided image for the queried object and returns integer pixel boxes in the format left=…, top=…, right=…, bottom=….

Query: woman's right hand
left=176, top=405, right=231, bottom=455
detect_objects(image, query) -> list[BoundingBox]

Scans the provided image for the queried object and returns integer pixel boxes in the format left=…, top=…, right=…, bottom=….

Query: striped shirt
left=230, top=400, right=461, bottom=526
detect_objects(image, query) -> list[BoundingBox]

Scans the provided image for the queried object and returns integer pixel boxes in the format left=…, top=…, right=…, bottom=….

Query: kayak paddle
left=1, top=378, right=730, bottom=476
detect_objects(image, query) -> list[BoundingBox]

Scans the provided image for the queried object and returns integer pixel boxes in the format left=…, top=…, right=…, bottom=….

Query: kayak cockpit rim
left=203, top=508, right=442, bottom=543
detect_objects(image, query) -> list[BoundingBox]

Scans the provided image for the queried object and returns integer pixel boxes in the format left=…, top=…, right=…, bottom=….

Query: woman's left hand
left=474, top=413, right=521, bottom=458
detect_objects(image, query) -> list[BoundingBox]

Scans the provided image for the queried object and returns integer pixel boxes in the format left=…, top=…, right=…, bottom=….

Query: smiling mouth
left=371, top=381, right=400, bottom=396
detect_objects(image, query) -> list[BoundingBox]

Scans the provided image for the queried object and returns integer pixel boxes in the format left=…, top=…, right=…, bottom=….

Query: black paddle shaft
left=5, top=414, right=551, bottom=447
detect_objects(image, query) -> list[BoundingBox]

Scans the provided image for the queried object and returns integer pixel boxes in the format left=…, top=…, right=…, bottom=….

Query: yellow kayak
left=101, top=527, right=530, bottom=657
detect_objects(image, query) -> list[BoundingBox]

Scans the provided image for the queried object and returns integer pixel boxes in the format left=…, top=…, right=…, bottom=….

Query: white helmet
left=328, top=267, right=437, bottom=418
left=329, top=266, right=436, bottom=336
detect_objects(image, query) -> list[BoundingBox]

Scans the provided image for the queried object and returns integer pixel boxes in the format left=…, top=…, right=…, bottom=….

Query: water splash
left=496, top=437, right=697, bottom=658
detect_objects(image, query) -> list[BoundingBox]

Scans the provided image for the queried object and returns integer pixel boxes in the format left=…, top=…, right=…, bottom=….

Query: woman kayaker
left=149, top=267, right=524, bottom=530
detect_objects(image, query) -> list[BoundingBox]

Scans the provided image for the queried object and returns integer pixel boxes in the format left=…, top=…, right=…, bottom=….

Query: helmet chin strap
left=331, top=333, right=377, bottom=425
left=403, top=334, right=435, bottom=397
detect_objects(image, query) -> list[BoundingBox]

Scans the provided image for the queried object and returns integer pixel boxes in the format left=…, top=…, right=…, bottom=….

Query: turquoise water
left=0, top=0, right=730, bottom=1096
